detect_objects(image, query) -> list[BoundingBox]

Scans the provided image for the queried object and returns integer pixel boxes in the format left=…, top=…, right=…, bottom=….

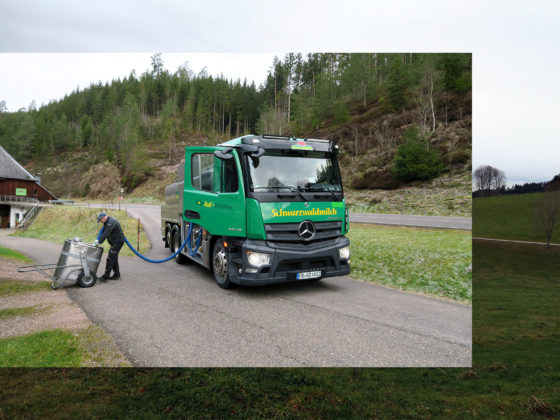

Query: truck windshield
left=248, top=151, right=342, bottom=192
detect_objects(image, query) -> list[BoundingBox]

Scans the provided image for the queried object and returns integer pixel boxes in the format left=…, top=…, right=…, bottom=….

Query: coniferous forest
left=0, top=53, right=471, bottom=195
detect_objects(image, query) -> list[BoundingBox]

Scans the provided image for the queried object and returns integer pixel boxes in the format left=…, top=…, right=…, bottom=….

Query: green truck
left=161, top=135, right=350, bottom=288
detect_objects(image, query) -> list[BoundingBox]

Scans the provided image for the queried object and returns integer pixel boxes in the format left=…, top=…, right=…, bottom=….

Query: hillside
left=1, top=53, right=472, bottom=216
left=33, top=88, right=471, bottom=216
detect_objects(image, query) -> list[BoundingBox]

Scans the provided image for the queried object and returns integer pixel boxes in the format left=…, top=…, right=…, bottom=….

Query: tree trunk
left=430, top=74, right=436, bottom=134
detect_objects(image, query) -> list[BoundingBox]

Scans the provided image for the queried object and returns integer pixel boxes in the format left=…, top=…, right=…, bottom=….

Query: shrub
left=450, top=148, right=470, bottom=165
left=352, top=168, right=401, bottom=190
left=393, top=127, right=446, bottom=182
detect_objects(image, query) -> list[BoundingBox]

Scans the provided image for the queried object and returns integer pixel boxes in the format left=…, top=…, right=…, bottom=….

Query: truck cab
left=161, top=135, right=350, bottom=288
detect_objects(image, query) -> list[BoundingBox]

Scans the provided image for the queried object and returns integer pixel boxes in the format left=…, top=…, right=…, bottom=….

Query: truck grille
left=265, top=221, right=341, bottom=243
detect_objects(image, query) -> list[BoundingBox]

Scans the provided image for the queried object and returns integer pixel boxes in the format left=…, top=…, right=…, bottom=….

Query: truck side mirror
left=251, top=147, right=265, bottom=158
left=214, top=148, right=233, bottom=160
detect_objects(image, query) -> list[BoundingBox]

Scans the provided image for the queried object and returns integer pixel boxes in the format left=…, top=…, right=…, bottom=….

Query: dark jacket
left=99, top=216, right=124, bottom=246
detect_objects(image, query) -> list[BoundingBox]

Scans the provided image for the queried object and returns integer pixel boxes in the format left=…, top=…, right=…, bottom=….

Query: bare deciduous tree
left=352, top=125, right=360, bottom=156
left=412, top=57, right=440, bottom=137
left=373, top=120, right=396, bottom=159
left=532, top=191, right=560, bottom=247
left=473, top=165, right=506, bottom=195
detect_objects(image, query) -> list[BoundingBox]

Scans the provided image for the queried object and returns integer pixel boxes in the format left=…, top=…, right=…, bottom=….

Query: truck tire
left=77, top=270, right=97, bottom=288
left=212, top=240, right=231, bottom=289
left=173, top=228, right=187, bottom=264
left=165, top=223, right=172, bottom=250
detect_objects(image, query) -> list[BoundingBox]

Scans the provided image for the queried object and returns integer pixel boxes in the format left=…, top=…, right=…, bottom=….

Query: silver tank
left=53, top=238, right=103, bottom=288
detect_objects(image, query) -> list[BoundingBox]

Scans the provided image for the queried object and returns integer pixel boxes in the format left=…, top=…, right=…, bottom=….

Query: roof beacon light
left=291, top=140, right=313, bottom=151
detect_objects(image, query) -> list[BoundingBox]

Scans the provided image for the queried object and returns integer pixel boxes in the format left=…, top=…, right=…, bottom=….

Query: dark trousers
left=105, top=242, right=124, bottom=277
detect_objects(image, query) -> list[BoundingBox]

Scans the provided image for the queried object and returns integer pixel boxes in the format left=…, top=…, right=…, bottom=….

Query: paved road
left=0, top=205, right=471, bottom=367
left=350, top=212, right=472, bottom=230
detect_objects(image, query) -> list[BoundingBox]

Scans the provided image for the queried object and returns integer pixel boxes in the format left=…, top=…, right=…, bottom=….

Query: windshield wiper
left=307, top=186, right=340, bottom=201
left=289, top=187, right=311, bottom=201
left=253, top=186, right=291, bottom=191
left=273, top=186, right=311, bottom=201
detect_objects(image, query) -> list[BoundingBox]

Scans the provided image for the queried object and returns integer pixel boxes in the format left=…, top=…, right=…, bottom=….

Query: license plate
left=297, top=271, right=322, bottom=280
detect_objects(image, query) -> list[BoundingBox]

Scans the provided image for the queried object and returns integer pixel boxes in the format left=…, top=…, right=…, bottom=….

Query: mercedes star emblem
left=298, top=220, right=316, bottom=240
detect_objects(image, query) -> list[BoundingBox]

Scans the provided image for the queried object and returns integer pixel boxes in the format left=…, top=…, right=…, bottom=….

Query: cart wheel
left=77, top=271, right=97, bottom=288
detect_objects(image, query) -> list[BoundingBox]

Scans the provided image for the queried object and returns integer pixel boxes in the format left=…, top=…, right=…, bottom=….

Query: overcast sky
left=0, top=53, right=279, bottom=109
left=1, top=0, right=559, bottom=185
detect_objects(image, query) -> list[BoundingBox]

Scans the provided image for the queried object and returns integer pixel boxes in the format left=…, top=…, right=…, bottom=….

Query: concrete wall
left=9, top=205, right=26, bottom=228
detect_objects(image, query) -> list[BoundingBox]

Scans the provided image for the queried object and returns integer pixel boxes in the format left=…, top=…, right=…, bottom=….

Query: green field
left=473, top=193, right=560, bottom=243
left=348, top=223, right=472, bottom=303
left=14, top=206, right=151, bottom=257
left=1, top=240, right=557, bottom=418
left=474, top=240, right=560, bottom=367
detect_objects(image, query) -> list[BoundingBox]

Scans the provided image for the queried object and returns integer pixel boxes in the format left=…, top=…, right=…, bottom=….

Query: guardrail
left=48, top=199, right=75, bottom=205
left=0, top=194, right=39, bottom=206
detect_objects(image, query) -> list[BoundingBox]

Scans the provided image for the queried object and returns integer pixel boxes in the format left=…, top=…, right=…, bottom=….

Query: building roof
left=0, top=145, right=36, bottom=181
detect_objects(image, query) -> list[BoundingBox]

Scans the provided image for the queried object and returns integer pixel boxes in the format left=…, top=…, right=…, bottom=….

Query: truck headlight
left=339, top=246, right=350, bottom=260
left=246, top=251, right=271, bottom=267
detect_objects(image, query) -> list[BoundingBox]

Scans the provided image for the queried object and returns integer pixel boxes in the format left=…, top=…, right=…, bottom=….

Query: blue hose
left=97, top=223, right=201, bottom=264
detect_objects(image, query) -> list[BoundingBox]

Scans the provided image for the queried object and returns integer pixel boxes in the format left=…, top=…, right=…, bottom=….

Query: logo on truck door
left=196, top=200, right=232, bottom=210
left=196, top=200, right=215, bottom=208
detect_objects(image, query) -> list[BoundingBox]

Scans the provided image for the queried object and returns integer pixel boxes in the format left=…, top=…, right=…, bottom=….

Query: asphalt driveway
left=0, top=205, right=471, bottom=367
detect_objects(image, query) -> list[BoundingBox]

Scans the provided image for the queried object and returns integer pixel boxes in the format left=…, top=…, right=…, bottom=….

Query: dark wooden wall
left=0, top=179, right=56, bottom=201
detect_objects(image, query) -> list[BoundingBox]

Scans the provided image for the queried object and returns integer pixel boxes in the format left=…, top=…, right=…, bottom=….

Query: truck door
left=184, top=148, right=246, bottom=237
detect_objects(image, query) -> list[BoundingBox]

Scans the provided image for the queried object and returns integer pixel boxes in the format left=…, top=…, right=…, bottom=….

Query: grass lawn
left=0, top=246, right=32, bottom=262
left=473, top=193, right=560, bottom=243
left=0, top=326, right=131, bottom=368
left=0, top=306, right=41, bottom=319
left=473, top=240, right=560, bottom=367
left=345, top=172, right=472, bottom=217
left=14, top=206, right=151, bottom=257
left=0, top=279, right=52, bottom=296
left=0, top=330, right=83, bottom=367
left=0, top=248, right=131, bottom=368
left=348, top=223, right=472, bottom=303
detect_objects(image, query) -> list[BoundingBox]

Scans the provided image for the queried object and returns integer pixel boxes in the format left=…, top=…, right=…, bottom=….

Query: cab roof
left=220, top=135, right=337, bottom=153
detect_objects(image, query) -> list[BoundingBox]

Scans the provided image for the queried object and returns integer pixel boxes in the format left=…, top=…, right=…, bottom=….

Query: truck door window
left=192, top=153, right=215, bottom=192
left=222, top=158, right=238, bottom=193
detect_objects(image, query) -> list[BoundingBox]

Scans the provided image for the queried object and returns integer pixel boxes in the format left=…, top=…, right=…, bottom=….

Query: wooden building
left=0, top=145, right=57, bottom=228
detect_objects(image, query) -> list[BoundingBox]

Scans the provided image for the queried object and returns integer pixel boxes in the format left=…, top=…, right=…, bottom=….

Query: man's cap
left=97, top=212, right=107, bottom=222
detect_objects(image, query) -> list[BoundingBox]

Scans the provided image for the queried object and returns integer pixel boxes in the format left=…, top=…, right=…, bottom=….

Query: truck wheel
left=173, top=229, right=187, bottom=264
left=77, top=271, right=97, bottom=288
left=212, top=240, right=231, bottom=289
left=165, top=224, right=172, bottom=250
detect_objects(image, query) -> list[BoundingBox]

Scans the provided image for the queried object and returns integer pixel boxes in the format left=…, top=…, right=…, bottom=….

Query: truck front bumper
left=230, top=237, right=351, bottom=286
